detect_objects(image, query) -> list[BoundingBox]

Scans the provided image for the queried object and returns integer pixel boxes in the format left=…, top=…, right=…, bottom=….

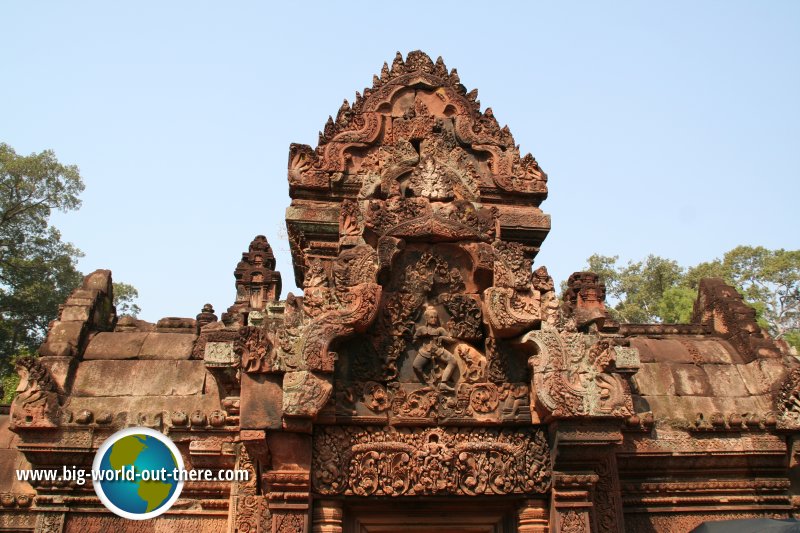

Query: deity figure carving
left=412, top=305, right=458, bottom=391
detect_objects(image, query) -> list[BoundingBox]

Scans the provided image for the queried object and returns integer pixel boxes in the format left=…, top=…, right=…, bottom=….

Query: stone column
left=312, top=500, right=343, bottom=533
left=518, top=499, right=549, bottom=532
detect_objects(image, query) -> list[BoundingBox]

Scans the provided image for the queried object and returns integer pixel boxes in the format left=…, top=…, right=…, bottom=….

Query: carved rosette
left=312, top=426, right=551, bottom=497
left=526, top=327, right=639, bottom=420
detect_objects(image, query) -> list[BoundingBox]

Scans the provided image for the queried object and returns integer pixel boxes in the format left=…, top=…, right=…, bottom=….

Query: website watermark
left=16, top=464, right=249, bottom=486
left=16, top=427, right=249, bottom=520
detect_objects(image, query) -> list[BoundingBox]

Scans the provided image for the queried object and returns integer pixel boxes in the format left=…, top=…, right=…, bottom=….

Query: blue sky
left=3, top=1, right=798, bottom=321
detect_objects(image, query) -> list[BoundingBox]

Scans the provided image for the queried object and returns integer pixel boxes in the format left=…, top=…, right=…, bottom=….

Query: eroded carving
left=11, top=357, right=62, bottom=429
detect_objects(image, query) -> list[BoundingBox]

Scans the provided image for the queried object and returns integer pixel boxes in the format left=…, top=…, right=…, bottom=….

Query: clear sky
left=2, top=1, right=798, bottom=322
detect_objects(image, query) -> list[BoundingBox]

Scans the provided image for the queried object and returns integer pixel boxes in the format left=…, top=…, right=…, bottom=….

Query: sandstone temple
left=0, top=51, right=798, bottom=533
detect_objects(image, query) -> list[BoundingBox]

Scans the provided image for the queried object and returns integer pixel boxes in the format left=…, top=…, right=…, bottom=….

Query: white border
left=92, top=426, right=185, bottom=520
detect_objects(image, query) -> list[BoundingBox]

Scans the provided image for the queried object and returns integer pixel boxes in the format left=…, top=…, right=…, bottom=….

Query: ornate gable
left=286, top=50, right=550, bottom=287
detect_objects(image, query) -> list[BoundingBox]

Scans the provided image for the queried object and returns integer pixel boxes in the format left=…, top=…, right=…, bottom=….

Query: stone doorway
left=313, top=499, right=547, bottom=533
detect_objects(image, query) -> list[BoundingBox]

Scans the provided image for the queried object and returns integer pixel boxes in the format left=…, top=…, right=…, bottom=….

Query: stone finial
left=228, top=236, right=283, bottom=321
left=196, top=303, right=218, bottom=333
left=562, top=272, right=608, bottom=331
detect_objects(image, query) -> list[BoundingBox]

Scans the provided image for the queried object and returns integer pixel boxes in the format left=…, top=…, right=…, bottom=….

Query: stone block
left=60, top=305, right=91, bottom=322
left=672, top=364, right=712, bottom=396
left=732, top=396, right=771, bottom=415
left=83, top=269, right=112, bottom=294
left=703, top=364, right=750, bottom=397
left=83, top=332, right=148, bottom=359
left=759, top=359, right=792, bottom=391
left=633, top=362, right=675, bottom=396
left=139, top=333, right=196, bottom=360
left=651, top=339, right=696, bottom=364
left=645, top=396, right=714, bottom=421
left=39, top=356, right=78, bottom=393
left=613, top=346, right=640, bottom=371
left=630, top=338, right=696, bottom=364
left=72, top=360, right=206, bottom=397
left=38, top=321, right=85, bottom=357
left=736, top=361, right=771, bottom=396
left=628, top=338, right=656, bottom=363
left=266, top=432, right=312, bottom=470
left=240, top=373, right=283, bottom=430
left=205, top=341, right=236, bottom=366
left=693, top=339, right=735, bottom=364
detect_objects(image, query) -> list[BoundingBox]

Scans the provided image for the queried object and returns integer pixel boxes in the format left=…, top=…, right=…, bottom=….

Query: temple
left=0, top=51, right=798, bottom=532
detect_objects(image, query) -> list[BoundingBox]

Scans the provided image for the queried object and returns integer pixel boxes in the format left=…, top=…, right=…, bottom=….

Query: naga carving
left=777, top=368, right=800, bottom=429
left=11, top=357, right=62, bottom=429
left=527, top=327, right=638, bottom=419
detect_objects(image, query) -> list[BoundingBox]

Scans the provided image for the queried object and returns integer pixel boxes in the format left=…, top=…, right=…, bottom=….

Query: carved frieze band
left=311, top=426, right=551, bottom=497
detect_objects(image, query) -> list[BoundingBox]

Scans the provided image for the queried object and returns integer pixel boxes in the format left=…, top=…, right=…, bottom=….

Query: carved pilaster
left=265, top=471, right=310, bottom=533
left=229, top=443, right=266, bottom=533
left=549, top=422, right=625, bottom=533
left=518, top=499, right=549, bottom=532
left=312, top=499, right=343, bottom=533
left=552, top=473, right=597, bottom=533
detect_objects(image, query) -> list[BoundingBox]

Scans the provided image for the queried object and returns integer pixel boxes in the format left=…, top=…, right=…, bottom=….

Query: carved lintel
left=312, top=426, right=551, bottom=497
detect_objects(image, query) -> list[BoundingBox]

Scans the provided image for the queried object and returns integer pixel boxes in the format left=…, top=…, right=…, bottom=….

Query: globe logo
left=93, top=427, right=184, bottom=520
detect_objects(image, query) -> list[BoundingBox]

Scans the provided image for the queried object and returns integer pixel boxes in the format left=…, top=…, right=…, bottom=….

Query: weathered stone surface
left=204, top=341, right=236, bottom=365
left=38, top=356, right=77, bottom=393
left=71, top=361, right=207, bottom=396
left=634, top=362, right=676, bottom=396
left=139, top=332, right=196, bottom=359
left=672, top=364, right=712, bottom=396
left=704, top=364, right=750, bottom=397
left=282, top=371, right=332, bottom=418
left=83, top=332, right=148, bottom=359
left=240, top=373, right=283, bottom=429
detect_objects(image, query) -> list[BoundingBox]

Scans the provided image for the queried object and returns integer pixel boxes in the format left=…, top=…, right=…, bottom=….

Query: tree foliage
left=0, top=144, right=143, bottom=378
left=0, top=144, right=85, bottom=366
left=580, top=246, right=800, bottom=351
left=113, top=282, right=141, bottom=318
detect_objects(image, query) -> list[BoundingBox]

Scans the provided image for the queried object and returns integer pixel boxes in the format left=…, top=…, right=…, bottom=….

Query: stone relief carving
left=777, top=368, right=800, bottom=428
left=312, top=426, right=551, bottom=497
left=10, top=357, right=62, bottom=429
left=527, top=327, right=638, bottom=420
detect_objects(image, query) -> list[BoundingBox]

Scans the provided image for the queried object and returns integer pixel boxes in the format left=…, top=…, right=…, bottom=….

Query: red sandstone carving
left=4, top=51, right=798, bottom=533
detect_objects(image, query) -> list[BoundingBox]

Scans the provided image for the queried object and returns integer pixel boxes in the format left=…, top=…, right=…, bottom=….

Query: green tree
left=578, top=246, right=800, bottom=351
left=113, top=282, right=141, bottom=317
left=687, top=246, right=800, bottom=342
left=583, top=254, right=683, bottom=323
left=0, top=144, right=144, bottom=403
left=0, top=144, right=85, bottom=368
